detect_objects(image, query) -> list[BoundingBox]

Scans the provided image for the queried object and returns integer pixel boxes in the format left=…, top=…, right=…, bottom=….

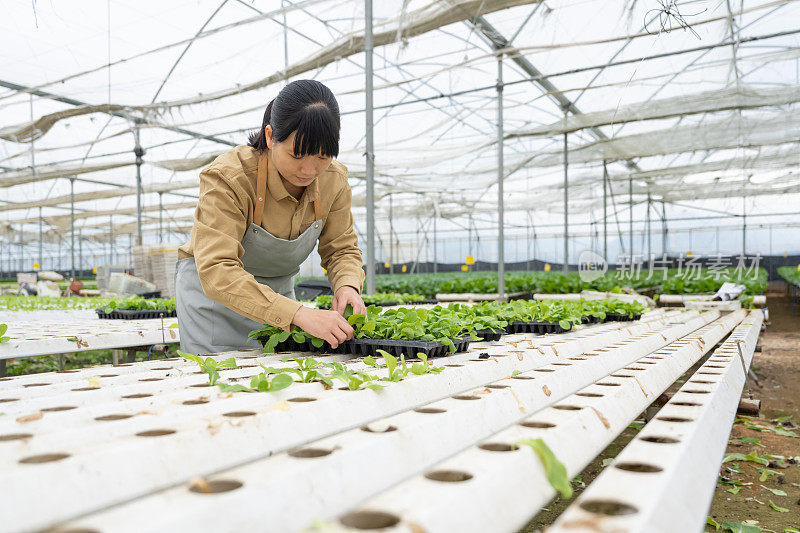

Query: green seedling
left=179, top=350, right=237, bottom=385
left=720, top=522, right=761, bottom=533
left=281, top=356, right=325, bottom=383
left=0, top=323, right=9, bottom=343
left=707, top=516, right=720, bottom=530
left=760, top=485, right=786, bottom=496
left=722, top=452, right=770, bottom=466
left=768, top=500, right=789, bottom=513
left=516, top=438, right=572, bottom=499
left=376, top=350, right=408, bottom=382
left=409, top=352, right=444, bottom=376
left=755, top=468, right=780, bottom=482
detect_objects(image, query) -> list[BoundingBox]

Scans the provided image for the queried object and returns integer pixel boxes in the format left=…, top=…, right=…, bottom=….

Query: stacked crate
left=132, top=244, right=180, bottom=297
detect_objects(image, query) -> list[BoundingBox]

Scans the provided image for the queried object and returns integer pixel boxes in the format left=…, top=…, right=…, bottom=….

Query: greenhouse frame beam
left=0, top=80, right=236, bottom=148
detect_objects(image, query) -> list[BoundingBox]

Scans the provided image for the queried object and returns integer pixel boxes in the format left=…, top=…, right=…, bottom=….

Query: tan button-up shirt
left=178, top=145, right=365, bottom=330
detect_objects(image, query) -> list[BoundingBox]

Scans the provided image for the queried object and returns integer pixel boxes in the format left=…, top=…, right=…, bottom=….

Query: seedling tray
left=96, top=309, right=177, bottom=320
left=604, top=312, right=642, bottom=322
left=257, top=335, right=470, bottom=358
left=506, top=321, right=569, bottom=335
left=581, top=315, right=603, bottom=325
left=474, top=328, right=506, bottom=342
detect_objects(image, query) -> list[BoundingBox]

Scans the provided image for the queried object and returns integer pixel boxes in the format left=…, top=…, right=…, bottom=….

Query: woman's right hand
left=291, top=306, right=354, bottom=348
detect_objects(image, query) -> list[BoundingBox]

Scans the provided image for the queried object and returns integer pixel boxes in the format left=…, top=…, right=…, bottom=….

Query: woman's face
left=266, top=126, right=333, bottom=189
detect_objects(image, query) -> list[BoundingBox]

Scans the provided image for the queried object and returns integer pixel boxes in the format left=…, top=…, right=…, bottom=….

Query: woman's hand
left=291, top=306, right=354, bottom=348
left=332, top=286, right=367, bottom=316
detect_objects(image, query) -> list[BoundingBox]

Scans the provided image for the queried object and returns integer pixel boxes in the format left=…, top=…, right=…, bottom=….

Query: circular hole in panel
left=444, top=364, right=463, bottom=368
left=113, top=364, right=133, bottom=367
left=512, top=376, right=534, bottom=380
left=41, top=405, right=77, bottom=412
left=0, top=398, right=19, bottom=403
left=697, top=371, right=722, bottom=375
left=287, top=397, right=317, bottom=402
left=568, top=357, right=585, bottom=361
left=640, top=435, right=679, bottom=444
left=706, top=365, right=725, bottom=368
left=671, top=401, right=701, bottom=407
left=99, top=374, right=119, bottom=378
left=223, top=411, right=255, bottom=418
left=151, top=367, right=173, bottom=371
left=610, top=374, right=634, bottom=378
left=56, top=370, right=79, bottom=374
left=183, top=399, right=209, bottom=405
left=596, top=382, right=621, bottom=387
left=95, top=414, right=133, bottom=421
left=414, top=407, right=446, bottom=414
left=615, top=462, right=663, bottom=473
left=189, top=479, right=243, bottom=494
left=639, top=362, right=656, bottom=365
left=339, top=511, right=401, bottom=530
left=486, top=384, right=509, bottom=389
left=478, top=442, right=518, bottom=452
left=575, top=392, right=603, bottom=398
left=552, top=362, right=572, bottom=366
left=520, top=421, right=555, bottom=429
left=656, top=416, right=693, bottom=423
left=288, top=447, right=332, bottom=458
left=424, top=470, right=473, bottom=482
left=190, top=383, right=211, bottom=388
left=19, top=453, right=70, bottom=464
left=534, top=369, right=555, bottom=373
left=72, top=387, right=100, bottom=391
left=0, top=433, right=33, bottom=441
left=139, top=378, right=163, bottom=382
left=360, top=424, right=397, bottom=433
left=682, top=389, right=710, bottom=394
left=24, top=383, right=50, bottom=388
left=122, top=393, right=152, bottom=399
left=689, top=380, right=715, bottom=384
left=136, top=429, right=176, bottom=437
left=553, top=405, right=583, bottom=411
left=579, top=500, right=638, bottom=516
left=624, top=367, right=646, bottom=371
left=453, top=395, right=481, bottom=401
left=468, top=359, right=488, bottom=362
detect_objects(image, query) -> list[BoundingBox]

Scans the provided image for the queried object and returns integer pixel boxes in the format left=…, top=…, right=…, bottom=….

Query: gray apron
left=175, top=152, right=323, bottom=354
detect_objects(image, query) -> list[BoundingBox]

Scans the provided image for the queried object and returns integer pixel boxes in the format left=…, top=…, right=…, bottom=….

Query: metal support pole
left=70, top=177, right=75, bottom=279
left=646, top=193, right=652, bottom=260
left=603, top=161, right=608, bottom=260
left=742, top=195, right=747, bottom=255
left=158, top=192, right=164, bottom=244
left=38, top=206, right=43, bottom=268
left=388, top=194, right=394, bottom=275
left=497, top=51, right=505, bottom=297
left=432, top=202, right=438, bottom=274
left=109, top=216, right=114, bottom=264
left=78, top=229, right=83, bottom=277
left=562, top=128, right=568, bottom=273
left=364, top=0, right=375, bottom=294
left=133, top=120, right=145, bottom=247
left=661, top=201, right=667, bottom=256
left=628, top=176, right=633, bottom=259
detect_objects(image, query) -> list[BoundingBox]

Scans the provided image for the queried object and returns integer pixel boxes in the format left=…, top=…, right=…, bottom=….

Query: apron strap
left=313, top=193, right=322, bottom=221
left=253, top=151, right=269, bottom=228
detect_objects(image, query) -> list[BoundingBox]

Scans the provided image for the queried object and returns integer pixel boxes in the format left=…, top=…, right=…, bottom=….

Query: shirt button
left=314, top=223, right=319, bottom=229
left=253, top=228, right=258, bottom=234
left=276, top=318, right=281, bottom=323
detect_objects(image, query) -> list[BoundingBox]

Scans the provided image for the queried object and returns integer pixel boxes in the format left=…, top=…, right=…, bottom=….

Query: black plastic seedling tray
left=473, top=328, right=506, bottom=342
left=257, top=335, right=470, bottom=358
left=581, top=315, right=603, bottom=325
left=96, top=309, right=176, bottom=320
left=506, top=320, right=569, bottom=334
left=604, top=312, right=642, bottom=322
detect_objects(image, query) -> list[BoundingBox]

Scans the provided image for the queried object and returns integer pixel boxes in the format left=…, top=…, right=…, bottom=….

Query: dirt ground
left=523, top=285, right=800, bottom=532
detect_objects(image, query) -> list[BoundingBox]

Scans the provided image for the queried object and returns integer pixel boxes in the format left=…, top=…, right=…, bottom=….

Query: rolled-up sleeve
left=317, top=176, right=365, bottom=294
left=192, top=168, right=301, bottom=330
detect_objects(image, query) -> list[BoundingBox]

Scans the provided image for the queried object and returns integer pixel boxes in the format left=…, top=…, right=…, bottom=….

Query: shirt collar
left=267, top=149, right=320, bottom=204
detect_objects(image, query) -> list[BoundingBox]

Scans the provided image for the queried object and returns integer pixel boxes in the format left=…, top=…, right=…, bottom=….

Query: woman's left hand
left=332, top=286, right=367, bottom=316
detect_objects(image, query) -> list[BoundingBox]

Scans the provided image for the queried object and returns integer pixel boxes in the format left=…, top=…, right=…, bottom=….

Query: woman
left=175, top=80, right=366, bottom=354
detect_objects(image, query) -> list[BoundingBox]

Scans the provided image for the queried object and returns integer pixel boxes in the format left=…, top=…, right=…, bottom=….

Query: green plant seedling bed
left=95, top=309, right=177, bottom=320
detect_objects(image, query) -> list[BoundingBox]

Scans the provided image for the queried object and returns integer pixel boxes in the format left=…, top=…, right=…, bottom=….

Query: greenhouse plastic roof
left=1, top=0, right=799, bottom=244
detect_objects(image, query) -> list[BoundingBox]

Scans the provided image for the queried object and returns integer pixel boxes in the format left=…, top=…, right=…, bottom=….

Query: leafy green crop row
left=250, top=298, right=647, bottom=354
left=777, top=266, right=800, bottom=287
left=314, top=292, right=428, bottom=309
left=369, top=268, right=767, bottom=297
left=101, top=296, right=175, bottom=313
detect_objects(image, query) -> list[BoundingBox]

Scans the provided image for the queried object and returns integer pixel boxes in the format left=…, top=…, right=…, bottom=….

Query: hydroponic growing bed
left=0, top=305, right=762, bottom=533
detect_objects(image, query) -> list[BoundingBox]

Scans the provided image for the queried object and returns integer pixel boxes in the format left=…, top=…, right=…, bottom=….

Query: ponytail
left=247, top=99, right=275, bottom=151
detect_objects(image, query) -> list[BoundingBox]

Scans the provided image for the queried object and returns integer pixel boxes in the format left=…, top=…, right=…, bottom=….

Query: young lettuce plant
left=321, top=361, right=383, bottom=391
left=179, top=350, right=237, bottom=386
left=376, top=349, right=409, bottom=382
left=410, top=352, right=444, bottom=375
left=281, top=356, right=325, bottom=383
left=216, top=364, right=294, bottom=393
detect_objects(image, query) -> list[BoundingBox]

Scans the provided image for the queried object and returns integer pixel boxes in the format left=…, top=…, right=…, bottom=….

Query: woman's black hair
left=248, top=79, right=340, bottom=157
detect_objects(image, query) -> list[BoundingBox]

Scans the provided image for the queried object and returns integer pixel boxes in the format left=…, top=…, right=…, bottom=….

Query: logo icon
left=578, top=250, right=608, bottom=282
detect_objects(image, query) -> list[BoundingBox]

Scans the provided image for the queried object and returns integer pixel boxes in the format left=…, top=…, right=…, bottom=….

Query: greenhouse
left=0, top=0, right=798, bottom=532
